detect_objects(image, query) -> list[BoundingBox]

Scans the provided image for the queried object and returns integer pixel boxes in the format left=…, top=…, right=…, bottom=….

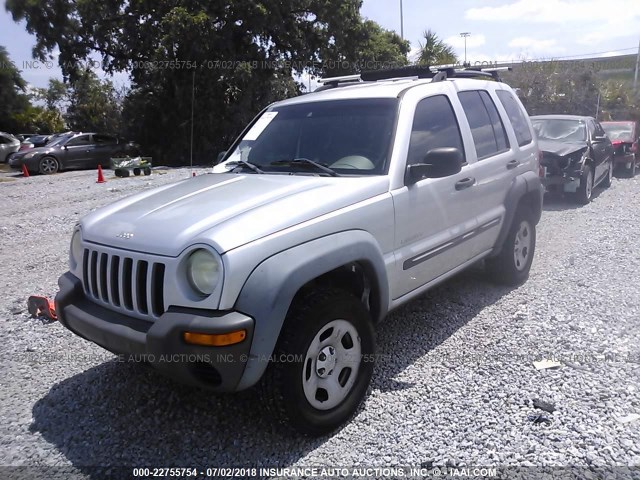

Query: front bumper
left=541, top=168, right=582, bottom=193
left=55, top=272, right=254, bottom=392
left=8, top=155, right=26, bottom=169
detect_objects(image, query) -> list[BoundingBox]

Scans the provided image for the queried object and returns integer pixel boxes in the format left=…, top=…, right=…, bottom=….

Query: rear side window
left=458, top=90, right=509, bottom=160
left=496, top=90, right=533, bottom=147
left=407, top=95, right=465, bottom=166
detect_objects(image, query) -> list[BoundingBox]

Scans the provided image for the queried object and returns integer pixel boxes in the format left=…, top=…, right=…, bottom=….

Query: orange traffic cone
left=96, top=165, right=105, bottom=183
left=21, top=164, right=29, bottom=177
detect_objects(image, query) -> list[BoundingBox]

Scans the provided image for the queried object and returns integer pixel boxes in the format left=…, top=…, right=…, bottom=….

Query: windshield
left=601, top=123, right=634, bottom=142
left=222, top=99, right=398, bottom=176
left=532, top=119, right=587, bottom=142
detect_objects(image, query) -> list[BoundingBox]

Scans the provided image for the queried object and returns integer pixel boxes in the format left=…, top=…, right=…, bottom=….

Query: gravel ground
left=0, top=166, right=639, bottom=478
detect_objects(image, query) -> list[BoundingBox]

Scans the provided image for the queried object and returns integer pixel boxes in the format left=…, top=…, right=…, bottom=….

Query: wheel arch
left=233, top=230, right=389, bottom=390
left=490, top=171, right=543, bottom=258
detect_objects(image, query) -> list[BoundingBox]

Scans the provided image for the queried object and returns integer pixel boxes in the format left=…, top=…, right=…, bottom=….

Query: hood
left=81, top=173, right=389, bottom=256
left=537, top=139, right=587, bottom=158
left=15, top=145, right=59, bottom=159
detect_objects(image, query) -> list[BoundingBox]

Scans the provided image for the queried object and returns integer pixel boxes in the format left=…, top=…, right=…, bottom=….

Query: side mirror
left=406, top=147, right=464, bottom=185
left=593, top=134, right=607, bottom=142
left=216, top=151, right=227, bottom=164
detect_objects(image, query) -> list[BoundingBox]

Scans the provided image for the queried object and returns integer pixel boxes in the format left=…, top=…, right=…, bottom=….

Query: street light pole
left=460, top=32, right=471, bottom=66
left=633, top=37, right=640, bottom=92
left=400, top=0, right=404, bottom=40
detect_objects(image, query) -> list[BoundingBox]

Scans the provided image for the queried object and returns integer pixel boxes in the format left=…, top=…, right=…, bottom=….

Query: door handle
left=455, top=177, right=476, bottom=190
left=506, top=159, right=519, bottom=169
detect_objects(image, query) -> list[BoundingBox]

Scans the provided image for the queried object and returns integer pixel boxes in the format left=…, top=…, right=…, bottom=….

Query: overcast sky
left=1, top=0, right=639, bottom=88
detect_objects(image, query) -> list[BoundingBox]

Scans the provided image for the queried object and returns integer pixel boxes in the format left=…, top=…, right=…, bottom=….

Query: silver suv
left=56, top=67, right=543, bottom=435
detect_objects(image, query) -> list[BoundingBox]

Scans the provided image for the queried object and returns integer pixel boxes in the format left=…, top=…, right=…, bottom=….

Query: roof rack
left=316, top=65, right=512, bottom=90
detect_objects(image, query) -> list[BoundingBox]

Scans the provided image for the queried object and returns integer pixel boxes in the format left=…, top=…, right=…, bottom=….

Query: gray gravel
left=0, top=166, right=639, bottom=477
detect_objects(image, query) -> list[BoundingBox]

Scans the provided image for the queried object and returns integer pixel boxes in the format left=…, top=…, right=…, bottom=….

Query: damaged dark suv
left=532, top=115, right=614, bottom=204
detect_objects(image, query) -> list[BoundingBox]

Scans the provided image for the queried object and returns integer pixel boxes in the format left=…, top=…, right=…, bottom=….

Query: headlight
left=69, top=229, right=83, bottom=270
left=186, top=249, right=220, bottom=296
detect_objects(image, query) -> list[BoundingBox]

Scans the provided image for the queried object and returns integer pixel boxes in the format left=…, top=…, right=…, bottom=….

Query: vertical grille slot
left=110, top=255, right=121, bottom=307
left=82, top=249, right=89, bottom=294
left=90, top=251, right=99, bottom=298
left=136, top=260, right=149, bottom=314
left=99, top=253, right=109, bottom=301
left=122, top=257, right=134, bottom=310
left=151, top=263, right=165, bottom=317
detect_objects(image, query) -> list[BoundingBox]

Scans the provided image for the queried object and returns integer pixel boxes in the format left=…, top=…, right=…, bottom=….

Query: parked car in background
left=601, top=121, right=639, bottom=177
left=9, top=132, right=141, bottom=175
left=532, top=115, right=614, bottom=204
left=14, top=133, right=38, bottom=142
left=18, top=134, right=52, bottom=152
left=0, top=132, right=21, bottom=163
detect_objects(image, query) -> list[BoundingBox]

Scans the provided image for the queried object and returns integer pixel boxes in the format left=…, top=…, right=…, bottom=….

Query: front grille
left=82, top=247, right=166, bottom=319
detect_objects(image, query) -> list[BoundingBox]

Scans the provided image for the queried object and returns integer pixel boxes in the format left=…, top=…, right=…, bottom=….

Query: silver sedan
left=0, top=132, right=20, bottom=163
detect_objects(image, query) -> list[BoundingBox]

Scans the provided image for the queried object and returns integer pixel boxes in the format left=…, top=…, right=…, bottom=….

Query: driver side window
left=408, top=95, right=465, bottom=166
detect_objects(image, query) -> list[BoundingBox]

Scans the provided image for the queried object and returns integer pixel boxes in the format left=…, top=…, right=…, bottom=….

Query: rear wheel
left=486, top=207, right=536, bottom=286
left=576, top=166, right=593, bottom=204
left=39, top=156, right=59, bottom=175
left=261, top=287, right=375, bottom=436
left=629, top=159, right=636, bottom=178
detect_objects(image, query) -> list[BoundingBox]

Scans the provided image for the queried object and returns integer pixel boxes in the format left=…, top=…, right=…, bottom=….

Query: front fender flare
left=233, top=230, right=389, bottom=390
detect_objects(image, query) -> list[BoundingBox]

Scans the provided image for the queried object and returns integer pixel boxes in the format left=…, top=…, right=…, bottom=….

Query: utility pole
left=190, top=69, right=195, bottom=176
left=460, top=32, right=471, bottom=66
left=634, top=37, right=640, bottom=92
left=400, top=0, right=404, bottom=40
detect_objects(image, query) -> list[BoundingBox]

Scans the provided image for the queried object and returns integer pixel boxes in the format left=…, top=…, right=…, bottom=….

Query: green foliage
left=11, top=105, right=65, bottom=133
left=599, top=80, right=640, bottom=121
left=65, top=70, right=123, bottom=134
left=416, top=30, right=457, bottom=67
left=505, top=61, right=601, bottom=116
left=0, top=45, right=30, bottom=132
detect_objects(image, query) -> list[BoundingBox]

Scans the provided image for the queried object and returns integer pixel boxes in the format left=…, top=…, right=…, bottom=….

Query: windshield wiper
left=228, top=160, right=265, bottom=174
left=271, top=158, right=340, bottom=177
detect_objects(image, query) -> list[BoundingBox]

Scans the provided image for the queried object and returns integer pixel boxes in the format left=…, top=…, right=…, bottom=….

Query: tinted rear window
left=496, top=90, right=533, bottom=147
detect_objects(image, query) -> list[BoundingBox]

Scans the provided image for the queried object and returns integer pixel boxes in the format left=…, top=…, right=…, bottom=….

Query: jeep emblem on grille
left=116, top=232, right=134, bottom=239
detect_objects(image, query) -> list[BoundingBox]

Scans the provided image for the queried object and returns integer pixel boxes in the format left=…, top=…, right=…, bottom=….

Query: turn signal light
left=183, top=330, right=247, bottom=347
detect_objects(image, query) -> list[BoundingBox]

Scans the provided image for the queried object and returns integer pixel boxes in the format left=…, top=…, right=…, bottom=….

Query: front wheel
left=629, top=160, right=636, bottom=178
left=486, top=208, right=536, bottom=286
left=576, top=166, right=593, bottom=204
left=261, top=287, right=375, bottom=436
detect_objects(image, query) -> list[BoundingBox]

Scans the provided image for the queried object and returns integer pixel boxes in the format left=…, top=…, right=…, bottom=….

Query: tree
left=0, top=45, right=31, bottom=132
left=504, top=60, right=601, bottom=116
left=416, top=30, right=457, bottom=66
left=65, top=70, right=123, bottom=133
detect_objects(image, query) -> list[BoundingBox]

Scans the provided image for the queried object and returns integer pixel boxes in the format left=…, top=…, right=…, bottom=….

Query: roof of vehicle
left=274, top=66, right=514, bottom=107
left=531, top=114, right=594, bottom=121
left=600, top=120, right=636, bottom=124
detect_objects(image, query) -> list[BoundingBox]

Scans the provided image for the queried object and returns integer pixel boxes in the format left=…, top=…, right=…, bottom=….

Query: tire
left=602, top=161, right=613, bottom=188
left=39, top=156, right=59, bottom=175
left=576, top=166, right=593, bottom=204
left=133, top=168, right=141, bottom=176
left=486, top=207, right=536, bottom=286
left=260, top=287, right=375, bottom=436
left=121, top=169, right=130, bottom=177
left=629, top=160, right=636, bottom=178
left=143, top=167, right=151, bottom=176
